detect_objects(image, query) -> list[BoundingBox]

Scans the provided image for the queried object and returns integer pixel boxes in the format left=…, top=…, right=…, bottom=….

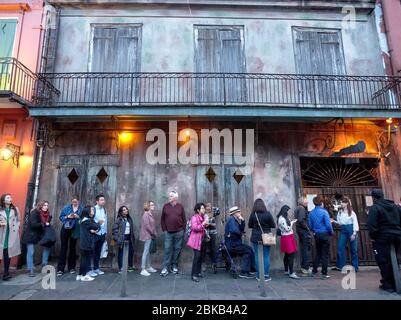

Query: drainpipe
left=32, top=145, right=44, bottom=209
left=15, top=5, right=26, bottom=61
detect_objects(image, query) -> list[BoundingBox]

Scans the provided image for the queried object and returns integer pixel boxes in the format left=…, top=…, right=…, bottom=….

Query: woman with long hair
left=0, top=194, right=21, bottom=281
left=248, top=198, right=276, bottom=281
left=24, top=201, right=52, bottom=277
left=112, top=205, right=135, bottom=273
left=277, top=205, right=299, bottom=279
left=332, top=196, right=359, bottom=272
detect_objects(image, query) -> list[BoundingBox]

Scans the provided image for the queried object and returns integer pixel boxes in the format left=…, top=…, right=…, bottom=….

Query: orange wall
left=0, top=109, right=34, bottom=212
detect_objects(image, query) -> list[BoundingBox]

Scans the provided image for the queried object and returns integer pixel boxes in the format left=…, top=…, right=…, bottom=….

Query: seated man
left=224, top=206, right=256, bottom=279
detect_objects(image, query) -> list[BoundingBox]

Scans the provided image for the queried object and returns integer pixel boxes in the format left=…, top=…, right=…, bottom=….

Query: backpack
left=185, top=220, right=191, bottom=237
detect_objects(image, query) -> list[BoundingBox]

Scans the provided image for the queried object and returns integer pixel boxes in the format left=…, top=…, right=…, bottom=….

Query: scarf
left=40, top=210, right=50, bottom=224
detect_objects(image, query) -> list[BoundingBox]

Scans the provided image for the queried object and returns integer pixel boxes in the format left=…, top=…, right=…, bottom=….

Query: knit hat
left=371, top=189, right=384, bottom=199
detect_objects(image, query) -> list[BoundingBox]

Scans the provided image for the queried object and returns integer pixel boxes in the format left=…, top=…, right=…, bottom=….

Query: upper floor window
left=194, top=25, right=246, bottom=103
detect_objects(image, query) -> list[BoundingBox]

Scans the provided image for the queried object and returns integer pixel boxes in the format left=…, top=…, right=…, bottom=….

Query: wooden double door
left=54, top=154, right=119, bottom=257
left=303, top=187, right=376, bottom=265
left=195, top=165, right=254, bottom=241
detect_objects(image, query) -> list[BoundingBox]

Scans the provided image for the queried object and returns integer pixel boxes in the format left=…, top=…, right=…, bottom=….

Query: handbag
left=100, top=240, right=108, bottom=258
left=255, top=213, right=276, bottom=246
left=39, top=225, right=57, bottom=248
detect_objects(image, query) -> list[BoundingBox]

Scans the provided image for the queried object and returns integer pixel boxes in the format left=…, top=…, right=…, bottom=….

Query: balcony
left=34, top=72, right=401, bottom=113
left=0, top=57, right=59, bottom=107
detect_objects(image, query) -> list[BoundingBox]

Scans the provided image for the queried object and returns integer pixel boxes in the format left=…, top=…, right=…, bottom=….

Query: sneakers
left=289, top=273, right=300, bottom=279
left=56, top=271, right=64, bottom=277
left=172, top=267, right=178, bottom=274
left=379, top=284, right=395, bottom=293
left=147, top=267, right=157, bottom=273
left=301, top=268, right=310, bottom=275
left=76, top=275, right=82, bottom=281
left=284, top=271, right=290, bottom=275
left=141, top=269, right=151, bottom=276
left=160, top=268, right=169, bottom=277
left=128, top=267, right=135, bottom=273
left=94, top=269, right=104, bottom=275
left=88, top=271, right=98, bottom=277
left=238, top=272, right=255, bottom=279
left=321, top=274, right=331, bottom=280
left=81, top=275, right=95, bottom=282
left=2, top=274, right=11, bottom=281
left=331, top=267, right=342, bottom=271
left=256, top=276, right=272, bottom=282
left=69, top=269, right=76, bottom=274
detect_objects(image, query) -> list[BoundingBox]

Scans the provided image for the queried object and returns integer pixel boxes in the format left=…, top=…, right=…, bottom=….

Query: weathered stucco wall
left=53, top=5, right=384, bottom=75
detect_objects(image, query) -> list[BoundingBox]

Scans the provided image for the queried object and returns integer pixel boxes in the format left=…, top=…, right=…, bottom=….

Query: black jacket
left=294, top=205, right=310, bottom=234
left=112, top=215, right=135, bottom=248
left=80, top=217, right=100, bottom=251
left=24, top=209, right=53, bottom=244
left=368, top=199, right=401, bottom=241
left=248, top=211, right=276, bottom=243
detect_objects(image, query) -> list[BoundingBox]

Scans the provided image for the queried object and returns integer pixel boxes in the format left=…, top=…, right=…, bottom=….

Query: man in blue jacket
left=224, top=206, right=256, bottom=279
left=308, top=195, right=333, bottom=279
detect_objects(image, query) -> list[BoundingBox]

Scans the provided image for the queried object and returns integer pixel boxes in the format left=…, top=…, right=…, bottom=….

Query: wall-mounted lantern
left=0, top=143, right=24, bottom=167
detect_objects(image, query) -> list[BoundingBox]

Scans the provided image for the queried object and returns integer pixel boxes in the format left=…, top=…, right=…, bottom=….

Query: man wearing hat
left=224, top=206, right=256, bottom=279
left=368, top=189, right=401, bottom=293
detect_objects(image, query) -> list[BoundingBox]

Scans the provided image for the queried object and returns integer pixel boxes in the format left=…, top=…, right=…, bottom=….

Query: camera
left=212, top=207, right=221, bottom=217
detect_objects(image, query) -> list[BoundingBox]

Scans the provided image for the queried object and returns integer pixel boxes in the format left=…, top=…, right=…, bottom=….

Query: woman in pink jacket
left=139, top=201, right=157, bottom=276
left=187, top=203, right=207, bottom=282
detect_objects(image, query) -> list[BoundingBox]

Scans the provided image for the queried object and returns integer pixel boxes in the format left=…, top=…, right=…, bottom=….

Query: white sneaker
left=284, top=271, right=289, bottom=275
left=94, top=269, right=105, bottom=275
left=289, top=273, right=300, bottom=279
left=141, top=269, right=151, bottom=276
left=88, top=271, right=98, bottom=277
left=76, top=275, right=82, bottom=281
left=81, top=275, right=95, bottom=282
left=160, top=268, right=169, bottom=277
left=147, top=267, right=157, bottom=273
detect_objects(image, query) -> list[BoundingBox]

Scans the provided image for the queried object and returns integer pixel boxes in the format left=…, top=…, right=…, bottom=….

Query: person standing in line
left=368, top=189, right=401, bottom=293
left=139, top=201, right=157, bottom=276
left=24, top=201, right=52, bottom=277
left=201, top=203, right=218, bottom=271
left=308, top=196, right=334, bottom=280
left=331, top=196, right=359, bottom=272
left=112, top=206, right=135, bottom=273
left=294, top=196, right=313, bottom=276
left=0, top=194, right=21, bottom=281
left=77, top=206, right=100, bottom=282
left=277, top=205, right=300, bottom=279
left=187, top=203, right=207, bottom=282
left=89, top=194, right=107, bottom=278
left=57, top=196, right=83, bottom=276
left=248, top=198, right=276, bottom=282
left=160, top=191, right=186, bottom=277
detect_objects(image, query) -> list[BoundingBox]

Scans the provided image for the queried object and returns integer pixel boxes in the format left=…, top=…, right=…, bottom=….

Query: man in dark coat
left=294, top=196, right=312, bottom=275
left=367, top=189, right=401, bottom=293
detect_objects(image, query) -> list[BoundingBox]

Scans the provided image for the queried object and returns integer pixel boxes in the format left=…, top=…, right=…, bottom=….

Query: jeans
left=252, top=242, right=271, bottom=278
left=284, top=252, right=295, bottom=274
left=297, top=231, right=312, bottom=270
left=26, top=244, right=50, bottom=272
left=373, top=239, right=400, bottom=290
left=312, top=233, right=331, bottom=275
left=3, top=249, right=10, bottom=275
left=118, top=234, right=134, bottom=270
left=79, top=249, right=92, bottom=276
left=191, top=249, right=202, bottom=277
left=201, top=233, right=217, bottom=264
left=141, top=239, right=152, bottom=269
left=228, top=243, right=255, bottom=273
left=57, top=227, right=78, bottom=272
left=336, top=224, right=359, bottom=271
left=162, top=230, right=184, bottom=270
left=92, top=234, right=105, bottom=271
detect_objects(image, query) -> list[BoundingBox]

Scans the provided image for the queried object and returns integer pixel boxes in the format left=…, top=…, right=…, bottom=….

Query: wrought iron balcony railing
left=0, top=57, right=59, bottom=105
left=34, top=72, right=401, bottom=109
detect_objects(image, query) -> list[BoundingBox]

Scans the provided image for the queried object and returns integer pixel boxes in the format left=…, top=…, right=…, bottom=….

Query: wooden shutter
left=89, top=25, right=141, bottom=104
left=194, top=26, right=246, bottom=103
left=293, top=28, right=349, bottom=106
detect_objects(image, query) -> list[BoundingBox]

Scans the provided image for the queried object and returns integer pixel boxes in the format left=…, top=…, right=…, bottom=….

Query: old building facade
left=26, top=0, right=401, bottom=268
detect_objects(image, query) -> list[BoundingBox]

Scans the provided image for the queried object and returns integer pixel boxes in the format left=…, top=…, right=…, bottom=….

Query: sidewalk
left=1, top=266, right=400, bottom=300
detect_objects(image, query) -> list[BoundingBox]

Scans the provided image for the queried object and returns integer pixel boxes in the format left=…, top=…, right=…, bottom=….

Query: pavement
left=0, top=265, right=401, bottom=300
